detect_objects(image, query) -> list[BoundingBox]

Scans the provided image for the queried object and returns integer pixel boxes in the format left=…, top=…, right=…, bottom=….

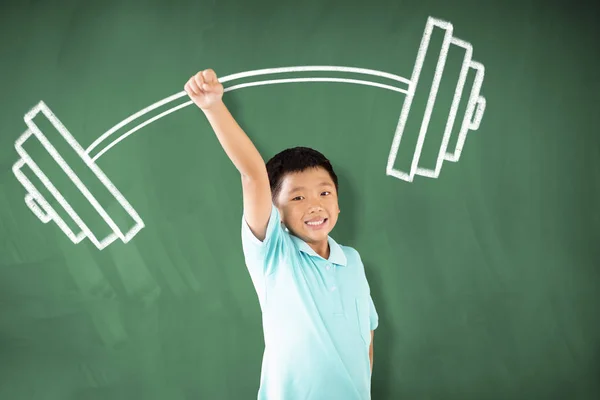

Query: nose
left=307, top=200, right=324, bottom=213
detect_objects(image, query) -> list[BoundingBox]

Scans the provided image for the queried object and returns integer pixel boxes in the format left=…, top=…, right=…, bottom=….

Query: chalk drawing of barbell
left=12, top=16, right=486, bottom=250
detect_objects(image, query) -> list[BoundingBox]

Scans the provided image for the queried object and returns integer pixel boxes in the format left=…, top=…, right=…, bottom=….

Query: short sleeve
left=369, top=294, right=379, bottom=331
left=241, top=202, right=284, bottom=280
left=353, top=247, right=379, bottom=331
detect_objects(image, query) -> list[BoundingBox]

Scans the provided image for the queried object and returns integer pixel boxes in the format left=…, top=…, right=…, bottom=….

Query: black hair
left=266, top=146, right=339, bottom=202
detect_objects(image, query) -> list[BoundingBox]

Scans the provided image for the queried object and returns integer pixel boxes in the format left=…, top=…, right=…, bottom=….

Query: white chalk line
left=445, top=61, right=486, bottom=163
left=386, top=16, right=486, bottom=182
left=88, top=71, right=413, bottom=161
left=15, top=102, right=144, bottom=250
left=219, top=65, right=413, bottom=85
left=91, top=99, right=193, bottom=162
left=385, top=17, right=445, bottom=182
left=415, top=36, right=471, bottom=178
left=86, top=65, right=412, bottom=155
left=408, top=19, right=454, bottom=180
left=14, top=135, right=91, bottom=246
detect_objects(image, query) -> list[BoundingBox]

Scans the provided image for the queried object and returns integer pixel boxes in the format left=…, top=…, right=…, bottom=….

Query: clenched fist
left=184, top=69, right=224, bottom=111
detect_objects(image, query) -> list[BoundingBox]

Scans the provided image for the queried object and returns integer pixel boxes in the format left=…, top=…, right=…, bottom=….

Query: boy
left=184, top=69, right=379, bottom=400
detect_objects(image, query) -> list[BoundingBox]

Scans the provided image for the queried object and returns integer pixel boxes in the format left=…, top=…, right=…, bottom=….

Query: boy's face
left=275, top=167, right=340, bottom=244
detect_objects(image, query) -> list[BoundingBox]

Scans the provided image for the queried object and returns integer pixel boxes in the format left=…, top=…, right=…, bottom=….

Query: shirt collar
left=290, top=233, right=347, bottom=266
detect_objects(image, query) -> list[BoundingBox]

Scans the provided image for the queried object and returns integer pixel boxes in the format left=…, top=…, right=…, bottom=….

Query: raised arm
left=185, top=69, right=272, bottom=241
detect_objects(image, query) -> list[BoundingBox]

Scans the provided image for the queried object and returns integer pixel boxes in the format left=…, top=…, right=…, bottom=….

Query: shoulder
left=339, top=244, right=364, bottom=266
left=241, top=203, right=294, bottom=276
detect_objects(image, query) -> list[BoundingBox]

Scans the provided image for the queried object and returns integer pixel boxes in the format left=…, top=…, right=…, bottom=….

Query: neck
left=308, top=239, right=330, bottom=260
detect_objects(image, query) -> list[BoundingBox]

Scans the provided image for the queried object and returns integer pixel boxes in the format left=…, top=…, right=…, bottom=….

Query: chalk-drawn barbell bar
left=12, top=17, right=486, bottom=250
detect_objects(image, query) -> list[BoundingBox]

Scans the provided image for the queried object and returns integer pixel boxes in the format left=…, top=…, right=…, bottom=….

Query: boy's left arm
left=369, top=330, right=374, bottom=372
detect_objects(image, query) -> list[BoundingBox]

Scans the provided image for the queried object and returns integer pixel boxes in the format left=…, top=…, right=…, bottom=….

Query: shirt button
left=326, top=264, right=331, bottom=270
left=330, top=286, right=336, bottom=291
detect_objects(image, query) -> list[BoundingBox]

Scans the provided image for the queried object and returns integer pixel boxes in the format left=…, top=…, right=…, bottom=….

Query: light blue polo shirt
left=241, top=203, right=379, bottom=400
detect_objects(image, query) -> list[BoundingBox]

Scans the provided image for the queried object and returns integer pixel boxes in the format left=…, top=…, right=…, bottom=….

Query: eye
left=292, top=196, right=304, bottom=201
left=321, top=191, right=331, bottom=196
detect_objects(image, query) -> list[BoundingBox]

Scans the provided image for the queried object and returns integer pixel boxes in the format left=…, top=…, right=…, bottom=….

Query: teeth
left=306, top=219, right=325, bottom=226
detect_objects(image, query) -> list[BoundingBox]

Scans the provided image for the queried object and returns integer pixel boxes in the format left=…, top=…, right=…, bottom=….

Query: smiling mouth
left=305, top=218, right=328, bottom=227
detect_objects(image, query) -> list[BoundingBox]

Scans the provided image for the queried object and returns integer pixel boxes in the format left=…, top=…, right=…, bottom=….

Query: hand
left=184, top=69, right=224, bottom=111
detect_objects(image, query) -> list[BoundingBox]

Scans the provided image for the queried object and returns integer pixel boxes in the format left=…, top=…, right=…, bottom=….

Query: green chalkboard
left=1, top=0, right=599, bottom=399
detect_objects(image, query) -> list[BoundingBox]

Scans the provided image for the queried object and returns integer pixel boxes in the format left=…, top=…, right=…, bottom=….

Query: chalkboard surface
left=1, top=0, right=599, bottom=399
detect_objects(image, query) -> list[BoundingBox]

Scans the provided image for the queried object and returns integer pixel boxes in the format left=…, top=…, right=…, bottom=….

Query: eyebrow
left=289, top=182, right=333, bottom=193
